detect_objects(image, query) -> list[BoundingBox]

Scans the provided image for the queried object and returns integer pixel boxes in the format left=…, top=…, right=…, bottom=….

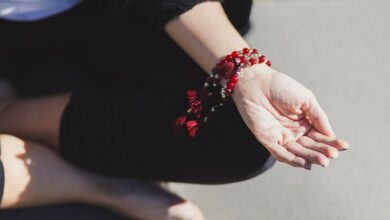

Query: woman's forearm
left=164, top=1, right=249, bottom=73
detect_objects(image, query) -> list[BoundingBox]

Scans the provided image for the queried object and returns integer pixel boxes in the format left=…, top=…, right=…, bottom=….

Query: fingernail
left=340, top=144, right=350, bottom=151
left=322, top=160, right=330, bottom=168
left=331, top=150, right=339, bottom=159
left=339, top=140, right=350, bottom=150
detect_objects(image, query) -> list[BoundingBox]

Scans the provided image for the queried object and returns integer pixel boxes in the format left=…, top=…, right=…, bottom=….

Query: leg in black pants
left=58, top=3, right=275, bottom=183
left=60, top=78, right=276, bottom=184
left=0, top=0, right=275, bottom=184
left=0, top=0, right=274, bottom=218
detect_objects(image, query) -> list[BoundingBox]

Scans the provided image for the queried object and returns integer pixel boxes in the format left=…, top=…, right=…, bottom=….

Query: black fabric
left=0, top=0, right=274, bottom=185
left=129, top=0, right=253, bottom=33
left=60, top=80, right=274, bottom=184
left=0, top=204, right=130, bottom=220
left=0, top=144, right=4, bottom=205
left=129, top=0, right=206, bottom=32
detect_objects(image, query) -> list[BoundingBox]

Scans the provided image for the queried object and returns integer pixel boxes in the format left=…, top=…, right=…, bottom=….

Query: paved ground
left=172, top=0, right=390, bottom=219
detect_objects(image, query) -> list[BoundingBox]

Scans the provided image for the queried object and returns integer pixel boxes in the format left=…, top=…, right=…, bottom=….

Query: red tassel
left=187, top=90, right=197, bottom=102
left=186, top=120, right=199, bottom=138
left=172, top=115, right=188, bottom=136
left=191, top=100, right=202, bottom=118
left=187, top=90, right=203, bottom=118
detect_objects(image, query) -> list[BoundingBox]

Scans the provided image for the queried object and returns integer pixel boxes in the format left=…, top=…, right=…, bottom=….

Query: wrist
left=237, top=63, right=274, bottom=84
left=172, top=47, right=274, bottom=138
left=231, top=65, right=275, bottom=104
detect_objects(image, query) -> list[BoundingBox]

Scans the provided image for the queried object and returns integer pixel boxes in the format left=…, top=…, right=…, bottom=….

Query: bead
left=266, top=60, right=272, bottom=67
left=225, top=55, right=233, bottom=62
left=243, top=48, right=250, bottom=55
left=227, top=82, right=235, bottom=90
left=230, top=74, right=238, bottom=83
left=204, top=82, right=209, bottom=87
left=258, top=55, right=265, bottom=64
left=239, top=56, right=246, bottom=64
left=249, top=58, right=256, bottom=65
left=225, top=88, right=232, bottom=95
left=232, top=51, right=240, bottom=58
left=252, top=49, right=258, bottom=54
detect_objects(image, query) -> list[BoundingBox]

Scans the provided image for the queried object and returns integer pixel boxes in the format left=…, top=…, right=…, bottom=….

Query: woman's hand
left=165, top=1, right=349, bottom=169
left=232, top=65, right=349, bottom=169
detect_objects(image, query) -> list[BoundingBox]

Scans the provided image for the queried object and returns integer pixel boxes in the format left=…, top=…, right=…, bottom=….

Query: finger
left=307, top=128, right=350, bottom=151
left=302, top=94, right=336, bottom=138
left=284, top=141, right=330, bottom=167
left=268, top=144, right=312, bottom=170
left=297, top=136, right=339, bottom=159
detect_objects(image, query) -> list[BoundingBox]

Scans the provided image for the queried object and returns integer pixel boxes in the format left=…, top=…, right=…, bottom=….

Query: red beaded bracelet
left=218, top=48, right=271, bottom=97
left=172, top=48, right=272, bottom=138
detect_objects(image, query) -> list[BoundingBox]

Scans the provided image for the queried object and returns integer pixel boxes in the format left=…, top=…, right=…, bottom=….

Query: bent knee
left=168, top=200, right=205, bottom=220
left=0, top=134, right=30, bottom=208
left=0, top=134, right=27, bottom=157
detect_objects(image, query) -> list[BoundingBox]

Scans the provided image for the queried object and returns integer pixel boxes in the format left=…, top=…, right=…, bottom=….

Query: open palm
left=232, top=67, right=349, bottom=169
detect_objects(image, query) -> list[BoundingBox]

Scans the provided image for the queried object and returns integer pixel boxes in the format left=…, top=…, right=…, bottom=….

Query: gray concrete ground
left=172, top=0, right=390, bottom=219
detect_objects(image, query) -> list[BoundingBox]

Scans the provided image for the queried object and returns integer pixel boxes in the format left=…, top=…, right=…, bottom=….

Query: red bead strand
left=173, top=48, right=272, bottom=138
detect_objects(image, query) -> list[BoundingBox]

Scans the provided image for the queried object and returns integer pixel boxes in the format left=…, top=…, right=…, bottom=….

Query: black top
left=0, top=0, right=253, bottom=86
left=104, top=0, right=252, bottom=32
left=74, top=0, right=252, bottom=33
left=0, top=0, right=274, bottom=184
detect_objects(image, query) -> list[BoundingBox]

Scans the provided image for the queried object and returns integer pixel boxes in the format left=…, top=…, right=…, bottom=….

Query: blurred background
left=171, top=0, right=390, bottom=219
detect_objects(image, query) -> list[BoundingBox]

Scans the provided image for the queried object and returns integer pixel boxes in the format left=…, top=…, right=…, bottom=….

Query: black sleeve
left=133, top=0, right=206, bottom=31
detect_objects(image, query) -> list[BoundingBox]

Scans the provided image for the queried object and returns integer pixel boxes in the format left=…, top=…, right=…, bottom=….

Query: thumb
left=302, top=93, right=336, bottom=138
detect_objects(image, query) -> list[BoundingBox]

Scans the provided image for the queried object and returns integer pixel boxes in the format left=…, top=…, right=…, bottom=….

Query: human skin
left=0, top=2, right=349, bottom=169
left=165, top=1, right=349, bottom=169
left=0, top=1, right=349, bottom=219
left=0, top=134, right=205, bottom=220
